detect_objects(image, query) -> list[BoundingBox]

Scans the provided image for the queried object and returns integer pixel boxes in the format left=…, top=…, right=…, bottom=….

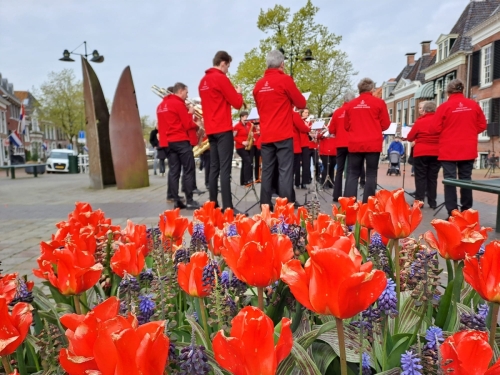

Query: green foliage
left=140, top=115, right=156, bottom=139
left=34, top=69, right=84, bottom=142
left=232, top=0, right=356, bottom=117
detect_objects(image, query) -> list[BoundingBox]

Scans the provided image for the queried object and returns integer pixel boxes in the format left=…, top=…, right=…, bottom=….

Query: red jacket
left=253, top=128, right=260, bottom=149
left=329, top=103, right=349, bottom=148
left=188, top=129, right=198, bottom=147
left=156, top=94, right=197, bottom=143
left=292, top=111, right=310, bottom=153
left=406, top=113, right=439, bottom=157
left=253, top=69, right=307, bottom=143
left=199, top=68, right=244, bottom=135
left=300, top=119, right=311, bottom=148
left=233, top=121, right=250, bottom=149
left=344, top=92, right=391, bottom=153
left=430, top=93, right=487, bottom=161
left=319, top=135, right=337, bottom=156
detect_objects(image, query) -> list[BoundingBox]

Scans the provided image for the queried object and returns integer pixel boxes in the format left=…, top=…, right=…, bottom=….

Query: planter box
left=25, top=165, right=46, bottom=175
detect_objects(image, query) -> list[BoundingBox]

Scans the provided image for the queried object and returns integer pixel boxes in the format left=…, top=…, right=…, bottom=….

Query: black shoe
left=300, top=184, right=307, bottom=189
left=174, top=200, right=187, bottom=209
left=186, top=200, right=200, bottom=209
left=168, top=196, right=185, bottom=203
left=295, top=185, right=300, bottom=189
left=205, top=184, right=210, bottom=190
left=193, top=188, right=205, bottom=195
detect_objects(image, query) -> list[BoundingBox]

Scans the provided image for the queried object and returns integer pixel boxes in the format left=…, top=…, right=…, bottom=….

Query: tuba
left=193, top=140, right=210, bottom=158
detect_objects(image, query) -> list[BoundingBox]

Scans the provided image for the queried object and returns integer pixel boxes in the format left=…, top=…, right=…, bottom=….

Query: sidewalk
left=0, top=165, right=498, bottom=278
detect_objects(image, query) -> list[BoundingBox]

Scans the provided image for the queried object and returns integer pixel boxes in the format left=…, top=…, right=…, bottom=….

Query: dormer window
left=436, top=34, right=458, bottom=62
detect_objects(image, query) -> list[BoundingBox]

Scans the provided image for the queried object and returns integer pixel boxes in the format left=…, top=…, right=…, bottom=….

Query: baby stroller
left=386, top=151, right=401, bottom=176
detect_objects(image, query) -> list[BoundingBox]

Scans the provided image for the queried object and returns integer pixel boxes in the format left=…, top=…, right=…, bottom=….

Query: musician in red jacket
left=329, top=91, right=355, bottom=201
left=318, top=124, right=337, bottom=189
left=299, top=109, right=312, bottom=188
left=293, top=109, right=311, bottom=190
left=344, top=78, right=391, bottom=202
left=252, top=123, right=262, bottom=180
left=160, top=82, right=200, bottom=209
left=406, top=101, right=440, bottom=209
left=233, top=111, right=253, bottom=185
left=430, top=79, right=487, bottom=216
left=199, top=51, right=244, bottom=212
left=253, top=50, right=307, bottom=208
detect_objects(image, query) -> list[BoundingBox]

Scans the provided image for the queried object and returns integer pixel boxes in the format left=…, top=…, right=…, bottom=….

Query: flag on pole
left=19, top=104, right=26, bottom=134
left=9, top=131, right=23, bottom=147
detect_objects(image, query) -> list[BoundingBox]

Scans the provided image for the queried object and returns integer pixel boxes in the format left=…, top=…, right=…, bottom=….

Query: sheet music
left=311, top=120, right=325, bottom=130
left=248, top=108, right=259, bottom=120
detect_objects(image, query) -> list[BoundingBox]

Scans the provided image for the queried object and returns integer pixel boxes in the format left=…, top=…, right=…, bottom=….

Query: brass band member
left=199, top=51, right=244, bottom=212
left=293, top=108, right=311, bottom=190
left=318, top=126, right=337, bottom=189
left=251, top=123, right=261, bottom=181
left=233, top=111, right=254, bottom=185
left=161, top=82, right=200, bottom=209
left=253, top=50, right=306, bottom=208
left=299, top=108, right=312, bottom=188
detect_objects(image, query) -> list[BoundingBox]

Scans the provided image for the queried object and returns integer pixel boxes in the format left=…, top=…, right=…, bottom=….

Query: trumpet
left=151, top=85, right=204, bottom=121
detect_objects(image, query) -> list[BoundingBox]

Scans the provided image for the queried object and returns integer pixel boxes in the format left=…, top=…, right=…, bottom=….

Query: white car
left=46, top=149, right=77, bottom=173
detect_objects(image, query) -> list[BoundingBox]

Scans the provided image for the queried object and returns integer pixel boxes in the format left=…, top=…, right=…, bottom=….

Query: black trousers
left=344, top=152, right=380, bottom=203
left=251, top=146, right=261, bottom=180
left=201, top=150, right=210, bottom=187
left=236, top=148, right=253, bottom=185
left=320, top=155, right=336, bottom=187
left=311, top=149, right=321, bottom=180
left=208, top=131, right=234, bottom=209
left=294, top=153, right=302, bottom=186
left=168, top=141, right=195, bottom=202
left=301, top=147, right=311, bottom=185
left=334, top=147, right=348, bottom=200
left=261, top=138, right=294, bottom=208
left=413, top=155, right=440, bottom=208
left=441, top=160, right=474, bottom=215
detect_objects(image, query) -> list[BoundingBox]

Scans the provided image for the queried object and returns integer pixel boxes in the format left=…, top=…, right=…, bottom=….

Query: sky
left=0, top=0, right=470, bottom=121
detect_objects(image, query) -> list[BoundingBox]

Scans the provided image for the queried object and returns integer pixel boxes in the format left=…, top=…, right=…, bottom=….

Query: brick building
left=0, top=73, right=25, bottom=164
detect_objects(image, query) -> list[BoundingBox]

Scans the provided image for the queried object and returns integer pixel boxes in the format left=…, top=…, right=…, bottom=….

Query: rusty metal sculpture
left=81, top=57, right=115, bottom=189
left=109, top=67, right=149, bottom=189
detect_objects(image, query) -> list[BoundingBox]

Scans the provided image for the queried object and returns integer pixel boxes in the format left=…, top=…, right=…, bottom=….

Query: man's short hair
left=266, top=50, right=285, bottom=69
left=239, top=111, right=249, bottom=118
left=422, top=101, right=437, bottom=113
left=167, top=86, right=174, bottom=92
left=446, top=79, right=464, bottom=94
left=173, top=82, right=187, bottom=94
left=213, top=51, right=232, bottom=67
left=358, top=78, right=375, bottom=93
left=343, top=91, right=355, bottom=102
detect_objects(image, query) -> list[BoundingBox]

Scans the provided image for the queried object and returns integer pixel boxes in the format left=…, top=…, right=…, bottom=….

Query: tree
left=232, top=0, right=356, bottom=117
left=35, top=69, right=85, bottom=144
left=141, top=115, right=156, bottom=139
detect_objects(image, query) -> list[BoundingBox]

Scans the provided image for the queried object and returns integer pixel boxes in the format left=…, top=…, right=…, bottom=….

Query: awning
left=414, top=81, right=434, bottom=99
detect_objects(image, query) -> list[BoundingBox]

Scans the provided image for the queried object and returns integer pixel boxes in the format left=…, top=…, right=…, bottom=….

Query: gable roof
left=449, top=0, right=500, bottom=54
left=393, top=49, right=437, bottom=90
left=14, top=91, right=29, bottom=103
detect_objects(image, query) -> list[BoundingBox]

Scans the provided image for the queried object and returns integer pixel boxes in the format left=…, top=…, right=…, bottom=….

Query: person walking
left=430, top=79, right=486, bottom=216
left=344, top=78, right=391, bottom=203
left=406, top=101, right=440, bottom=208
left=149, top=125, right=159, bottom=175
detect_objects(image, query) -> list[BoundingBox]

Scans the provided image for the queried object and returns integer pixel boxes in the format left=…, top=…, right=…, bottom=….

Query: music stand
left=485, top=157, right=499, bottom=178
left=234, top=157, right=262, bottom=215
left=304, top=137, right=328, bottom=204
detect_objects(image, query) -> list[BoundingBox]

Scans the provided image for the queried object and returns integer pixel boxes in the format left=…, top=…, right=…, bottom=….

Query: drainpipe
left=466, top=52, right=471, bottom=99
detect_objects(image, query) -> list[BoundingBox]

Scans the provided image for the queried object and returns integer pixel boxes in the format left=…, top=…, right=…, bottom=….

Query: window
left=479, top=99, right=490, bottom=140
left=436, top=79, right=445, bottom=105
left=0, top=111, right=6, bottom=134
left=403, top=100, right=408, bottom=125
left=481, top=44, right=492, bottom=87
left=10, top=105, right=19, bottom=120
left=24, top=128, right=30, bottom=142
left=438, top=44, right=443, bottom=62
left=389, top=108, right=393, bottom=122
left=410, top=98, right=415, bottom=124
left=396, top=102, right=402, bottom=124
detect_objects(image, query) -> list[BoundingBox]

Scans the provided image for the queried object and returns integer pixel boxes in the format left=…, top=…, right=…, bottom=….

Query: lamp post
left=279, top=41, right=315, bottom=78
left=59, top=41, right=104, bottom=63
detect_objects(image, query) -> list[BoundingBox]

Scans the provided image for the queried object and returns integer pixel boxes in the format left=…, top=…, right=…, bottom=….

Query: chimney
left=421, top=41, right=432, bottom=56
left=406, top=53, right=417, bottom=66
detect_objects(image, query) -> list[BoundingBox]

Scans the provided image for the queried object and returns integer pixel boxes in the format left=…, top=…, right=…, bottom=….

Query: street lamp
left=59, top=41, right=104, bottom=63
left=277, top=31, right=315, bottom=78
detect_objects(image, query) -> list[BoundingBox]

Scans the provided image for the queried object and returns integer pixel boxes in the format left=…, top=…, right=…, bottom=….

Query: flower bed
left=0, top=190, right=499, bottom=374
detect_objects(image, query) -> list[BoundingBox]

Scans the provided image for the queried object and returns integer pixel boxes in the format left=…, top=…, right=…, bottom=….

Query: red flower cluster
left=0, top=297, right=33, bottom=356
left=59, top=297, right=170, bottom=375
left=0, top=273, right=33, bottom=305
left=259, top=197, right=308, bottom=227
left=464, top=241, right=500, bottom=303
left=425, top=209, right=490, bottom=260
left=332, top=197, right=359, bottom=226
left=177, top=251, right=211, bottom=298
left=158, top=208, right=189, bottom=248
left=281, top=236, right=387, bottom=319
left=213, top=306, right=293, bottom=375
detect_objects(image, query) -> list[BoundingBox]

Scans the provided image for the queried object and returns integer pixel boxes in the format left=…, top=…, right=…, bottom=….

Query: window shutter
left=491, top=98, right=500, bottom=124
left=493, top=41, right=500, bottom=80
left=471, top=50, right=480, bottom=86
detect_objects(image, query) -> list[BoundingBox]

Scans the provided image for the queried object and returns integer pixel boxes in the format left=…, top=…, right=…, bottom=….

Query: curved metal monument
left=109, top=67, right=149, bottom=189
left=81, top=57, right=115, bottom=189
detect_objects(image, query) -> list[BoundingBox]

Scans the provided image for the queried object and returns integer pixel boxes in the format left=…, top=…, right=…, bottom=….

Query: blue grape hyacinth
left=362, top=352, right=371, bottom=375
left=424, top=326, right=444, bottom=350
left=377, top=278, right=398, bottom=317
left=138, top=293, right=156, bottom=325
left=401, top=351, right=423, bottom=375
left=226, top=223, right=237, bottom=237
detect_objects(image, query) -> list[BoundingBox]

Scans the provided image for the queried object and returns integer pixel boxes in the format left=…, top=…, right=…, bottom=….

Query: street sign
left=78, top=131, right=86, bottom=139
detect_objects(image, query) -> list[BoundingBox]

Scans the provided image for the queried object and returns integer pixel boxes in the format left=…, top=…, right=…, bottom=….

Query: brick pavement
left=0, top=163, right=498, bottom=279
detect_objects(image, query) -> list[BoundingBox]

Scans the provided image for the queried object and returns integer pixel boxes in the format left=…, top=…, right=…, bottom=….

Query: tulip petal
left=280, top=260, right=314, bottom=312
left=426, top=220, right=462, bottom=260
left=213, top=331, right=247, bottom=375
left=441, top=331, right=492, bottom=375
left=275, top=318, right=293, bottom=364
left=135, top=322, right=170, bottom=375
left=485, top=357, right=500, bottom=375
left=371, top=212, right=397, bottom=240
left=59, top=348, right=98, bottom=375
left=237, top=242, right=274, bottom=287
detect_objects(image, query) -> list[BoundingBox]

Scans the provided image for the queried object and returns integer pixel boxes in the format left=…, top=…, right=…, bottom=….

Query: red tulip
left=209, top=228, right=226, bottom=256
left=332, top=197, right=359, bottom=226
left=370, top=189, right=422, bottom=239
left=222, top=220, right=293, bottom=288
left=0, top=298, right=33, bottom=356
left=121, top=220, right=148, bottom=249
left=33, top=242, right=103, bottom=296
left=357, top=196, right=377, bottom=229
left=449, top=208, right=492, bottom=238
left=425, top=219, right=486, bottom=261
left=0, top=274, right=34, bottom=305
left=485, top=358, right=500, bottom=375
left=281, top=237, right=387, bottom=319
left=177, top=251, right=211, bottom=297
left=9, top=370, right=19, bottom=375
left=158, top=208, right=189, bottom=247
left=59, top=297, right=169, bottom=375
left=190, top=201, right=225, bottom=241
left=440, top=330, right=492, bottom=375
left=213, top=306, right=292, bottom=375
left=306, top=214, right=348, bottom=251
left=110, top=242, right=146, bottom=277
left=64, top=202, right=119, bottom=239
left=463, top=241, right=500, bottom=303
